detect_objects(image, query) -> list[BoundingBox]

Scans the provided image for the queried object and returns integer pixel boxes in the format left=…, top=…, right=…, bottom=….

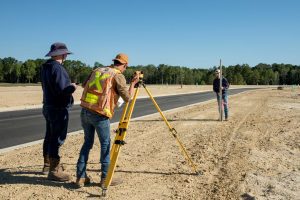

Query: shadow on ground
left=0, top=166, right=77, bottom=190
left=133, top=118, right=218, bottom=122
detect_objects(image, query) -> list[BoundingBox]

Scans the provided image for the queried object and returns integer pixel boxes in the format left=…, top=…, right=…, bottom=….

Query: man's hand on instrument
left=131, top=73, right=140, bottom=85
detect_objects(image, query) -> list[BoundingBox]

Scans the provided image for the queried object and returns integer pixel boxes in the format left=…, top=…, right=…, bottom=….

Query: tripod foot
left=102, top=188, right=107, bottom=197
left=195, top=171, right=203, bottom=176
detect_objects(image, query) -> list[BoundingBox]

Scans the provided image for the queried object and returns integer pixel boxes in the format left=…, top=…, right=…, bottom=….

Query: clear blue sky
left=0, top=0, right=299, bottom=68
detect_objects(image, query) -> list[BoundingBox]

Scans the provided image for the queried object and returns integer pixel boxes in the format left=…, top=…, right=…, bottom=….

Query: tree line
left=0, top=57, right=299, bottom=85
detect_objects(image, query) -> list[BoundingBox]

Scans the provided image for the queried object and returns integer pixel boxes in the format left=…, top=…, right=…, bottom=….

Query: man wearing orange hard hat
left=75, top=53, right=139, bottom=188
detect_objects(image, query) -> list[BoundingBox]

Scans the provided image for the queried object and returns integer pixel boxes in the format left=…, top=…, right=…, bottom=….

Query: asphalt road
left=0, top=88, right=258, bottom=149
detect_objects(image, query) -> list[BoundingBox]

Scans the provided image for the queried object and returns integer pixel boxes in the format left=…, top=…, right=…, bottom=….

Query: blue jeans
left=76, top=108, right=111, bottom=179
left=42, top=105, right=69, bottom=159
left=216, top=92, right=229, bottom=119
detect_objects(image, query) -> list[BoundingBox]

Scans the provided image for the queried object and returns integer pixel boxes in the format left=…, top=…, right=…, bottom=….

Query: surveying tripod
left=102, top=71, right=199, bottom=196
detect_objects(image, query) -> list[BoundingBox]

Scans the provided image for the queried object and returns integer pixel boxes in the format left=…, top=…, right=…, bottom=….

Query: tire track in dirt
left=204, top=95, right=267, bottom=199
left=238, top=91, right=300, bottom=199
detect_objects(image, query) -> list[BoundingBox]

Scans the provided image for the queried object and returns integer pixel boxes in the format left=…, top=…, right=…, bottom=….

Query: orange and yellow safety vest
left=80, top=66, right=121, bottom=118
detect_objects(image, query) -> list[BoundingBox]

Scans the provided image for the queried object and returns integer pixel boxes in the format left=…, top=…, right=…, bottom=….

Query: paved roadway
left=0, top=88, right=258, bottom=149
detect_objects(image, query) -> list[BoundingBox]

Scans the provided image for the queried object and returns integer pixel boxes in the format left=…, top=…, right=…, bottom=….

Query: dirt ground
left=0, top=87, right=299, bottom=199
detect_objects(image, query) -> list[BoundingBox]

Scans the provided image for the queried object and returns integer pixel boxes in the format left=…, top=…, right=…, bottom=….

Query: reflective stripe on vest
left=84, top=71, right=111, bottom=104
left=88, top=71, right=111, bottom=93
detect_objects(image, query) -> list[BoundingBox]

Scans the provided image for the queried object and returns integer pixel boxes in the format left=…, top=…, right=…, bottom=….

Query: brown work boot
left=100, top=177, right=123, bottom=188
left=75, top=176, right=91, bottom=188
left=42, top=155, right=50, bottom=175
left=48, top=158, right=71, bottom=182
left=100, top=177, right=106, bottom=188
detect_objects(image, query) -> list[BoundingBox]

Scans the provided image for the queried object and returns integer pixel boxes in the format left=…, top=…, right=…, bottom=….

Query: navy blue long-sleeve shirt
left=213, top=77, right=229, bottom=94
left=41, top=59, right=75, bottom=108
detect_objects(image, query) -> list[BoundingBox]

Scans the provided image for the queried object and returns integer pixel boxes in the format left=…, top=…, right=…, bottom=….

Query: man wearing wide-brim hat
left=41, top=42, right=77, bottom=182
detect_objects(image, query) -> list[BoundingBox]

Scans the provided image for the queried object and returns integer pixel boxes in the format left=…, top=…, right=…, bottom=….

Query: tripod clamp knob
left=114, top=140, right=126, bottom=145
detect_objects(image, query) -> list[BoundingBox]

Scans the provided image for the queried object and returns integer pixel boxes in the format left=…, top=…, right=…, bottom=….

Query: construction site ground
left=0, top=86, right=299, bottom=199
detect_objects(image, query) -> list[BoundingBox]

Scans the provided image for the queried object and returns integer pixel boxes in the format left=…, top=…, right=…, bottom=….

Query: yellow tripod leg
left=102, top=86, right=140, bottom=196
left=142, top=83, right=199, bottom=175
left=109, top=102, right=129, bottom=161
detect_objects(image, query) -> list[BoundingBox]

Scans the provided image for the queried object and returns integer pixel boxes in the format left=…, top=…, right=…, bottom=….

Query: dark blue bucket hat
left=45, top=42, right=72, bottom=57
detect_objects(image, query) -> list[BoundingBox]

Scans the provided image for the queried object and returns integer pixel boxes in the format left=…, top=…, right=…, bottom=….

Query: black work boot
left=42, top=155, right=50, bottom=175
left=48, top=158, right=71, bottom=182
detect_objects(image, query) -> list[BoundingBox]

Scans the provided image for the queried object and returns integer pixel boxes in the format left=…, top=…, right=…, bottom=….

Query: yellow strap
left=113, top=68, right=121, bottom=74
left=109, top=65, right=121, bottom=74
left=103, top=108, right=112, bottom=118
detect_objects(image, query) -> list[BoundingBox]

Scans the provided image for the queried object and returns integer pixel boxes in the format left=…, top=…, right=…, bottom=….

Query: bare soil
left=0, top=87, right=299, bottom=199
